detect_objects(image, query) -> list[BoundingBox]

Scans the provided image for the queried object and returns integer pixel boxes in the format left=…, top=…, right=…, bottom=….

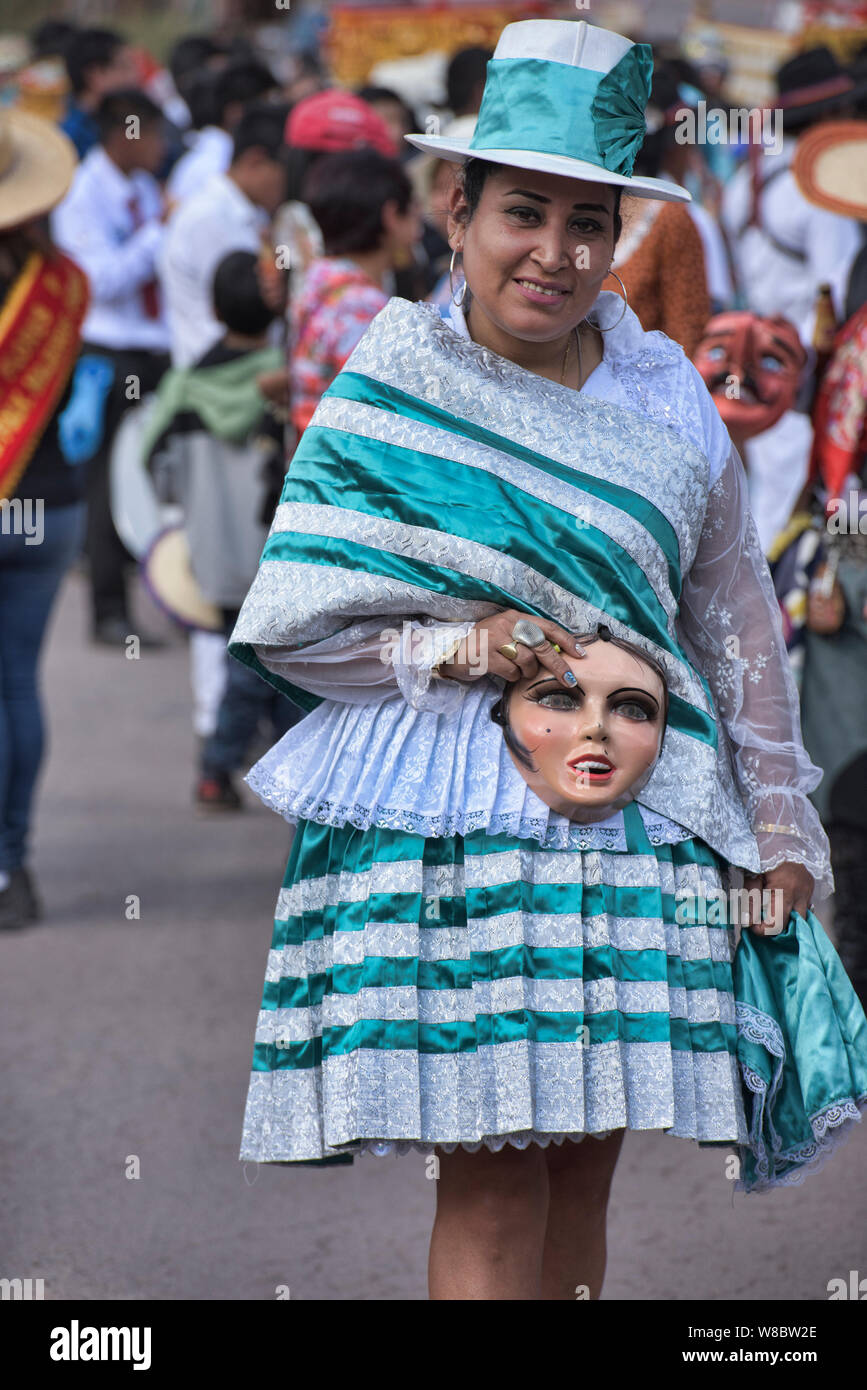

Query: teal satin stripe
left=285, top=422, right=676, bottom=643
left=262, top=949, right=732, bottom=1011
left=471, top=59, right=607, bottom=163
left=461, top=823, right=721, bottom=867
left=262, top=531, right=717, bottom=748
left=324, top=370, right=681, bottom=581
left=466, top=880, right=671, bottom=921
left=252, top=1012, right=737, bottom=1071
left=469, top=54, right=651, bottom=177
left=285, top=819, right=722, bottom=880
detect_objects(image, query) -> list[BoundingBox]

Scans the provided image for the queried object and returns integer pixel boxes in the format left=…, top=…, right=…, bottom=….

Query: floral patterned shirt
left=290, top=257, right=388, bottom=434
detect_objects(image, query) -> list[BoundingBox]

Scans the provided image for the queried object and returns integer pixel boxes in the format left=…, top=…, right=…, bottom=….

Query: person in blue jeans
left=0, top=502, right=86, bottom=926
left=0, top=110, right=92, bottom=926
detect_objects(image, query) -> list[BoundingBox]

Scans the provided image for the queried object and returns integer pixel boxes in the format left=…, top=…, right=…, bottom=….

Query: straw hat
left=0, top=108, right=77, bottom=230
left=404, top=19, right=690, bottom=203
left=792, top=119, right=867, bottom=220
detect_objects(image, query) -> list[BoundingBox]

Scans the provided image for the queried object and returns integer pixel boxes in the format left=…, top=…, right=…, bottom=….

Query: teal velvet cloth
left=734, top=910, right=867, bottom=1191
left=469, top=47, right=652, bottom=177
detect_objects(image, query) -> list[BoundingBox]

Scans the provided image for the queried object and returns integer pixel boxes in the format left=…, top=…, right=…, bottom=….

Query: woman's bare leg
left=428, top=1142, right=549, bottom=1300
left=540, top=1130, right=625, bottom=1300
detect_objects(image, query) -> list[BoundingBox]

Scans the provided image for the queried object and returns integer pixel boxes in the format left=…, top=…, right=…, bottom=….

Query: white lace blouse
left=246, top=293, right=832, bottom=893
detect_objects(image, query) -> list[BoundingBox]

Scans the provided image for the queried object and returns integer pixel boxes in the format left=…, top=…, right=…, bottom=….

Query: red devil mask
left=693, top=313, right=806, bottom=441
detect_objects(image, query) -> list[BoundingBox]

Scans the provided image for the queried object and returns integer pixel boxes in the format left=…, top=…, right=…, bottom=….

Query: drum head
left=140, top=526, right=223, bottom=633
left=109, top=396, right=170, bottom=560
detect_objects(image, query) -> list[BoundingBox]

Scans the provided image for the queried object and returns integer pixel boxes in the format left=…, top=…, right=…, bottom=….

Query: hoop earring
left=594, top=269, right=629, bottom=331
left=449, top=247, right=467, bottom=308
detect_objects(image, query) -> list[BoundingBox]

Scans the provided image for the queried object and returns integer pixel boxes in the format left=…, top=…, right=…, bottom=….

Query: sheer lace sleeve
left=252, top=616, right=476, bottom=713
left=678, top=444, right=833, bottom=896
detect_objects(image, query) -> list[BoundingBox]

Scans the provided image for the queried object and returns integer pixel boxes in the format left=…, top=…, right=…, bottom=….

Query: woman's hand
left=437, top=608, right=586, bottom=687
left=743, top=861, right=814, bottom=935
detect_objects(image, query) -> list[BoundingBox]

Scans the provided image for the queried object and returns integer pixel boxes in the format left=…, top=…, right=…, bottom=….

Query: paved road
left=2, top=571, right=865, bottom=1301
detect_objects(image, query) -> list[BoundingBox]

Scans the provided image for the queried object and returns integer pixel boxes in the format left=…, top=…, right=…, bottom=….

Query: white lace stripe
left=273, top=852, right=719, bottom=915
left=247, top=734, right=702, bottom=851
left=466, top=845, right=670, bottom=890
left=255, top=979, right=734, bottom=1041
left=233, top=556, right=499, bottom=650
left=275, top=860, right=462, bottom=917
left=239, top=1042, right=749, bottom=1161
left=312, top=394, right=676, bottom=622
left=264, top=918, right=735, bottom=981
left=269, top=501, right=705, bottom=705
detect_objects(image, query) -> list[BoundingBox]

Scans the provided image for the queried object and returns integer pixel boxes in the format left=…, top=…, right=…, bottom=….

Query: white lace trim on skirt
left=245, top=688, right=693, bottom=850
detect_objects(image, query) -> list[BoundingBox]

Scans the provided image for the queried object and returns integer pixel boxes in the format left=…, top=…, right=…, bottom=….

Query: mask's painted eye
left=705, top=344, right=726, bottom=361
left=760, top=354, right=785, bottom=373
left=614, top=699, right=655, bottom=721
left=536, top=690, right=580, bottom=712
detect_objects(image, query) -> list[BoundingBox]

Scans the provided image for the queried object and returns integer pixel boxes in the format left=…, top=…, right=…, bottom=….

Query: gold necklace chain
left=560, top=325, right=584, bottom=388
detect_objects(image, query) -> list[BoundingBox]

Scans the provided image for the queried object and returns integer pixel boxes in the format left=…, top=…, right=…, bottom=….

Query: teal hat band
left=469, top=46, right=653, bottom=178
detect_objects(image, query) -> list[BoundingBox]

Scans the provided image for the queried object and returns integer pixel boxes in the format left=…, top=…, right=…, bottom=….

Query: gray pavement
left=1, top=570, right=865, bottom=1301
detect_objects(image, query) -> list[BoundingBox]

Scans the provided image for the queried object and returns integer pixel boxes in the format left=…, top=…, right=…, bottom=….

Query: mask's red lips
left=568, top=753, right=615, bottom=782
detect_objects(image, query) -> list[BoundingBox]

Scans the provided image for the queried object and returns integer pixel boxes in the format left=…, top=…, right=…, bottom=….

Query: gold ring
left=497, top=642, right=519, bottom=661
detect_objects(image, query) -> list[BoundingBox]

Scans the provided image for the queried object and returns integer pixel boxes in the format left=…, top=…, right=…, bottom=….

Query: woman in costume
left=0, top=111, right=88, bottom=928
left=229, top=22, right=866, bottom=1299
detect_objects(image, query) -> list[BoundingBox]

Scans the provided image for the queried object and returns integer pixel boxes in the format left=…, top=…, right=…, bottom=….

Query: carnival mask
left=693, top=312, right=806, bottom=441
left=491, top=627, right=668, bottom=823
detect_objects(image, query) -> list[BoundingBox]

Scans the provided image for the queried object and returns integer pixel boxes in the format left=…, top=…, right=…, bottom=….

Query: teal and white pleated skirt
left=240, top=801, right=750, bottom=1162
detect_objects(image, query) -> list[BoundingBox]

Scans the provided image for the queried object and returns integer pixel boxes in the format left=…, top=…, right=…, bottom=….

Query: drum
left=140, top=526, right=223, bottom=633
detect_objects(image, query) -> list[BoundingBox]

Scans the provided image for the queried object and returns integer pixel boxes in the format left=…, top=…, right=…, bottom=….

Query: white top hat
left=405, top=19, right=689, bottom=203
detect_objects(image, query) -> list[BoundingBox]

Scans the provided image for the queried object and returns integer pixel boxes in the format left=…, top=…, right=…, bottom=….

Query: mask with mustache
left=693, top=312, right=806, bottom=442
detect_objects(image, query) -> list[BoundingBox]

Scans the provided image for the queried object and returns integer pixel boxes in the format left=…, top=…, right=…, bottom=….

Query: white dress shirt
left=686, top=201, right=733, bottom=309
left=51, top=146, right=170, bottom=352
left=722, top=138, right=861, bottom=343
left=165, top=126, right=233, bottom=206
left=159, top=172, right=270, bottom=367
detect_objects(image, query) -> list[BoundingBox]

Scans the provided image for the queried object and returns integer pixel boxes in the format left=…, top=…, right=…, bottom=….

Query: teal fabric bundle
left=734, top=910, right=867, bottom=1191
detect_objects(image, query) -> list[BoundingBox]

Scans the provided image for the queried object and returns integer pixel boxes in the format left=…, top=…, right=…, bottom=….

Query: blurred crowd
left=1, top=11, right=866, bottom=994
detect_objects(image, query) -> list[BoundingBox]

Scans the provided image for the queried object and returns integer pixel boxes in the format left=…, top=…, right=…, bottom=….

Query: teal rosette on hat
left=591, top=43, right=653, bottom=177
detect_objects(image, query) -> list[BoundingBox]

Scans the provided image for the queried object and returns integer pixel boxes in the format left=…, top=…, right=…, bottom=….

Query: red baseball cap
left=286, top=89, right=399, bottom=159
